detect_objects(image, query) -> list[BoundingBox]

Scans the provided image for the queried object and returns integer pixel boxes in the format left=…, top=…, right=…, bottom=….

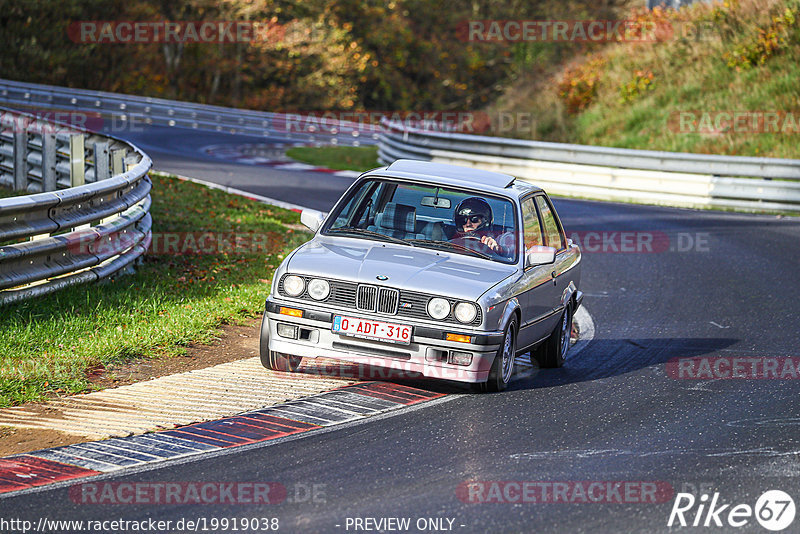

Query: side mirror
left=525, top=246, right=556, bottom=267
left=300, top=209, right=326, bottom=233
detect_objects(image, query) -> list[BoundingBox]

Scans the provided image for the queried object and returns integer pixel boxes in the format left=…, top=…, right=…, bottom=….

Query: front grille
left=278, top=274, right=481, bottom=325
left=357, top=285, right=378, bottom=312
left=377, top=287, right=399, bottom=314
left=356, top=285, right=399, bottom=314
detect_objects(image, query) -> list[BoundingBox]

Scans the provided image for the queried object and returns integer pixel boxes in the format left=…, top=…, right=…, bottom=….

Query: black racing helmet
left=455, top=197, right=492, bottom=232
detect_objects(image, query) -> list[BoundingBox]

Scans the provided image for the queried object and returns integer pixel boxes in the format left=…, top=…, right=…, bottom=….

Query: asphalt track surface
left=116, top=125, right=361, bottom=211
left=3, top=126, right=800, bottom=533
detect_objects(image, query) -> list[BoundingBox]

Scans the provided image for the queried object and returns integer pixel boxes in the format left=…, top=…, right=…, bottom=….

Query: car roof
left=363, top=159, right=542, bottom=197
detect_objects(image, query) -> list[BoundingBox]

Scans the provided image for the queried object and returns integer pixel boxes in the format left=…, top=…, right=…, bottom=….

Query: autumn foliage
left=1, top=0, right=640, bottom=114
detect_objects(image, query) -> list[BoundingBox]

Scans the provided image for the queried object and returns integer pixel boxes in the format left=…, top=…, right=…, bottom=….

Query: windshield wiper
left=327, top=227, right=412, bottom=246
left=406, top=239, right=492, bottom=260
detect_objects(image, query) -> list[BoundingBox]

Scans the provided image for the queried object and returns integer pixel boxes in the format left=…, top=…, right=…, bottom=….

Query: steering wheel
left=451, top=235, right=497, bottom=255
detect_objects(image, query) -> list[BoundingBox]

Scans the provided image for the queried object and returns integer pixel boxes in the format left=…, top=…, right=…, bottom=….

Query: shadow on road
left=527, top=337, right=739, bottom=388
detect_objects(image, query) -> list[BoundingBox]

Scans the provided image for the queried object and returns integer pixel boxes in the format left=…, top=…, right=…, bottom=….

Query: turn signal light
left=279, top=307, right=303, bottom=318
left=446, top=333, right=471, bottom=343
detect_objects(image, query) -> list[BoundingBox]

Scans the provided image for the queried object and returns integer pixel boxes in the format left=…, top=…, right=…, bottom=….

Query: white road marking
left=333, top=170, right=361, bottom=178
left=152, top=171, right=311, bottom=211
left=687, top=377, right=724, bottom=392
left=510, top=447, right=800, bottom=460
left=273, top=162, right=317, bottom=170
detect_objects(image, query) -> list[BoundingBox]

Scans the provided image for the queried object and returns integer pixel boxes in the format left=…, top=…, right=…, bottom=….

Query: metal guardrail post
left=111, top=149, right=126, bottom=176
left=70, top=134, right=85, bottom=187
left=13, top=131, right=27, bottom=191
left=94, top=141, right=109, bottom=181
left=42, top=133, right=56, bottom=192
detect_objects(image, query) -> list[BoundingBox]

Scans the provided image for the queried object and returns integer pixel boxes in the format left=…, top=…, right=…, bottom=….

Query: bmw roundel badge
left=376, top=275, right=389, bottom=281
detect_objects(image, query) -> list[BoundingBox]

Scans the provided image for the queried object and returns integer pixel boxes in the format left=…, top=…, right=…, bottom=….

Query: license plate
left=332, top=315, right=412, bottom=345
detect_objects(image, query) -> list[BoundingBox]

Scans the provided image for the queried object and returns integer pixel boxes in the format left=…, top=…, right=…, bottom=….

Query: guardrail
left=378, top=119, right=800, bottom=213
left=0, top=78, right=381, bottom=144
left=4, top=79, right=797, bottom=213
left=0, top=107, right=152, bottom=305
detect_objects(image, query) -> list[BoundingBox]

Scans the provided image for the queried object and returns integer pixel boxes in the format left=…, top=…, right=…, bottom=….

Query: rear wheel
left=474, top=317, right=517, bottom=393
left=259, top=314, right=303, bottom=372
left=533, top=303, right=572, bottom=368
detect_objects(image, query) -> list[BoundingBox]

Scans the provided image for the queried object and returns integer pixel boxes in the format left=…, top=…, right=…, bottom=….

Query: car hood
left=286, top=236, right=518, bottom=301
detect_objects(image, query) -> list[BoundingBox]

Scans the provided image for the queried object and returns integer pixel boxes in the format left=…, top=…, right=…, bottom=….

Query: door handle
left=551, top=271, right=557, bottom=285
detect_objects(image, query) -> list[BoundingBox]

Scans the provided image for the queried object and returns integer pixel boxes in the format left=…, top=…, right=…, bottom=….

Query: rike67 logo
left=668, top=490, right=795, bottom=531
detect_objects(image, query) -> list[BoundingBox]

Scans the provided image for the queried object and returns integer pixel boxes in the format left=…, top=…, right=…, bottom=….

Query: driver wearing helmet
left=450, top=197, right=504, bottom=254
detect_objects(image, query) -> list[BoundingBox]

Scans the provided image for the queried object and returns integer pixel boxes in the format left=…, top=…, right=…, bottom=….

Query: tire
left=474, top=317, right=517, bottom=393
left=259, top=314, right=303, bottom=372
left=533, top=303, right=573, bottom=368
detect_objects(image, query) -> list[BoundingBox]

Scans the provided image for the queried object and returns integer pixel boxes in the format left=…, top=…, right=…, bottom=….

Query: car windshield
left=322, top=178, right=518, bottom=263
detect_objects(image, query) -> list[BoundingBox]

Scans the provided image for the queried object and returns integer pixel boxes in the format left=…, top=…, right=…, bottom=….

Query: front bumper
left=264, top=298, right=503, bottom=383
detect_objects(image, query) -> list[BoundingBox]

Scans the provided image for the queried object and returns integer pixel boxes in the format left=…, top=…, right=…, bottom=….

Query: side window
left=535, top=195, right=564, bottom=250
left=521, top=197, right=544, bottom=251
left=329, top=181, right=382, bottom=229
left=356, top=183, right=383, bottom=227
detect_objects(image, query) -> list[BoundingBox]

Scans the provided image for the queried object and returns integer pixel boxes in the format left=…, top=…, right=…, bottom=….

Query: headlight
left=307, top=278, right=330, bottom=300
left=283, top=275, right=305, bottom=297
left=427, top=297, right=450, bottom=320
left=454, top=302, right=477, bottom=323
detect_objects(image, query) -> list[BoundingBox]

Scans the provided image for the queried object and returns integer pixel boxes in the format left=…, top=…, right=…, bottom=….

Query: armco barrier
left=3, top=79, right=798, bottom=213
left=378, top=119, right=800, bottom=213
left=0, top=78, right=381, bottom=143
left=0, top=107, right=152, bottom=305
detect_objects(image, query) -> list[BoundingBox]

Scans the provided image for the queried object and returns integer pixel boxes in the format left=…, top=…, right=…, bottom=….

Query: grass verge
left=285, top=145, right=379, bottom=171
left=0, top=187, right=22, bottom=199
left=0, top=173, right=311, bottom=407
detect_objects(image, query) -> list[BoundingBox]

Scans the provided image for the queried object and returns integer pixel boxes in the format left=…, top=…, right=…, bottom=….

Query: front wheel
left=259, top=314, right=303, bottom=372
left=474, top=317, right=517, bottom=393
left=533, top=303, right=572, bottom=368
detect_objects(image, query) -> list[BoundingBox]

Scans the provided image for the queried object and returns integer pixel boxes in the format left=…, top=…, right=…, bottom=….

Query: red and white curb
left=0, top=382, right=444, bottom=496
left=0, top=309, right=594, bottom=497
left=0, top=358, right=359, bottom=439
left=202, top=143, right=362, bottom=178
